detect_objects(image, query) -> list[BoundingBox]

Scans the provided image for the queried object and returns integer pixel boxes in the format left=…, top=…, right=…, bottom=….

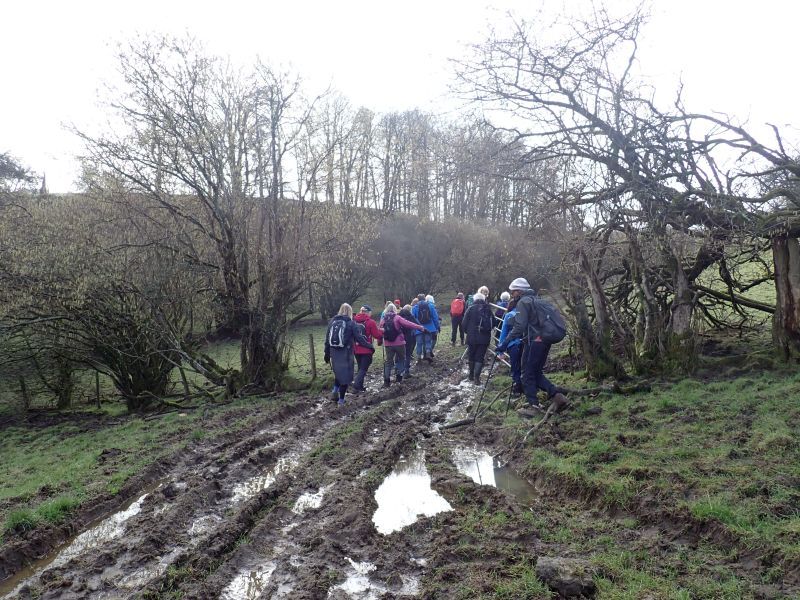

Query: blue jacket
left=498, top=309, right=521, bottom=349
left=412, top=301, right=440, bottom=333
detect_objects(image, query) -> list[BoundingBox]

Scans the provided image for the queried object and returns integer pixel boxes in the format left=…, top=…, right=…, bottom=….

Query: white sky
left=2, top=0, right=798, bottom=192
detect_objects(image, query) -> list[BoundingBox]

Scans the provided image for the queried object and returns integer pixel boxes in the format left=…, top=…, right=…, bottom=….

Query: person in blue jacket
left=412, top=293, right=440, bottom=363
left=497, top=298, right=523, bottom=394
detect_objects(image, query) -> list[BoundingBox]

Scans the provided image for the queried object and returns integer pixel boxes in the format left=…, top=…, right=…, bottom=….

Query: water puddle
left=0, top=486, right=157, bottom=598
left=231, top=454, right=300, bottom=503
left=327, top=558, right=418, bottom=599
left=117, top=547, right=184, bottom=589
left=220, top=562, right=276, bottom=600
left=292, top=485, right=330, bottom=515
left=451, top=446, right=539, bottom=503
left=372, top=449, right=452, bottom=535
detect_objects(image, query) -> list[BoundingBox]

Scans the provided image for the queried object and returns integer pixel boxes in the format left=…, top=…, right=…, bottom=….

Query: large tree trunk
left=772, top=234, right=800, bottom=361
left=665, top=244, right=697, bottom=372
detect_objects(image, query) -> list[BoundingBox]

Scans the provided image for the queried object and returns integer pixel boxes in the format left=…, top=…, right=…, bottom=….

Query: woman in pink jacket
left=378, top=302, right=424, bottom=387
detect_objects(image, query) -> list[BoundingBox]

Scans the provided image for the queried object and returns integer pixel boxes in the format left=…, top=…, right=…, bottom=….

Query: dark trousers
left=451, top=315, right=464, bottom=344
left=404, top=338, right=415, bottom=374
left=467, top=343, right=489, bottom=363
left=508, top=343, right=522, bottom=384
left=522, top=341, right=555, bottom=405
left=354, top=353, right=372, bottom=390
left=383, top=345, right=405, bottom=379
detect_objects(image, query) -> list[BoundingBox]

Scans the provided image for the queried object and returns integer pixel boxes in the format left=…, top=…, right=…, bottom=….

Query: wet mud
left=2, top=353, right=797, bottom=599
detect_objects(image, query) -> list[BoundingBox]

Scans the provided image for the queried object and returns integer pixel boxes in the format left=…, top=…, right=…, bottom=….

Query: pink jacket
left=379, top=314, right=424, bottom=347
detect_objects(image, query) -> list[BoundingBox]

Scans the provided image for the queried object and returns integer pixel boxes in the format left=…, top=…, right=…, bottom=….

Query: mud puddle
left=231, top=453, right=301, bottom=503
left=220, top=561, right=276, bottom=600
left=373, top=448, right=452, bottom=535
left=451, top=446, right=538, bottom=503
left=0, top=483, right=161, bottom=598
left=327, top=558, right=419, bottom=599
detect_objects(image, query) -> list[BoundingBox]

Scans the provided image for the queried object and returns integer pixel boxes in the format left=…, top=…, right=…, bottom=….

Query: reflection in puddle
left=327, top=558, right=418, bottom=599
left=292, top=485, right=330, bottom=514
left=451, top=446, right=539, bottom=503
left=220, top=562, right=276, bottom=600
left=451, top=447, right=496, bottom=486
left=0, top=490, right=153, bottom=597
left=231, top=455, right=299, bottom=503
left=373, top=450, right=452, bottom=535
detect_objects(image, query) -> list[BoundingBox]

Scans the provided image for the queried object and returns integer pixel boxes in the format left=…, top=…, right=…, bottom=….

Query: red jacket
left=354, top=313, right=382, bottom=355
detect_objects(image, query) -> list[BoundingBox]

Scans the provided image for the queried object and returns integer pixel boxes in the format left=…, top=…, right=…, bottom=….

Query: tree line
left=3, top=8, right=799, bottom=412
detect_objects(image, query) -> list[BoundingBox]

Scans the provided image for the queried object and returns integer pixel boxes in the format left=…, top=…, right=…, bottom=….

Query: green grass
left=514, top=368, right=800, bottom=561
left=0, top=394, right=290, bottom=539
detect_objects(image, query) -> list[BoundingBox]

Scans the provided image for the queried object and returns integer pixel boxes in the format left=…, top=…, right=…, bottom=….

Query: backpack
left=477, top=304, right=494, bottom=334
left=417, top=301, right=432, bottom=325
left=382, top=314, right=401, bottom=342
left=327, top=318, right=349, bottom=349
left=531, top=298, right=567, bottom=344
left=450, top=298, right=465, bottom=317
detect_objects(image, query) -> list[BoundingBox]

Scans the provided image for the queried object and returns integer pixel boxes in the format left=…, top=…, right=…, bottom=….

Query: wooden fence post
left=309, top=334, right=317, bottom=380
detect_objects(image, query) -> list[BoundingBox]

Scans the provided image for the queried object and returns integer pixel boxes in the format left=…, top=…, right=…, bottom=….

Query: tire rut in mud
left=8, top=360, right=470, bottom=599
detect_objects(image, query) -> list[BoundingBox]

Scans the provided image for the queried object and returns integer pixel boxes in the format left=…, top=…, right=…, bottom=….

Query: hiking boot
left=403, top=372, right=412, bottom=379
left=517, top=406, right=543, bottom=419
left=382, top=379, right=391, bottom=388
left=337, top=398, right=345, bottom=407
left=396, top=373, right=403, bottom=383
left=328, top=390, right=339, bottom=402
left=474, top=362, right=484, bottom=386
left=467, top=361, right=475, bottom=381
left=511, top=382, right=524, bottom=395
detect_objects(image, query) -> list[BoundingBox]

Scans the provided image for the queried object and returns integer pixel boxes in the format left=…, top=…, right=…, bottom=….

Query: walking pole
left=471, top=352, right=498, bottom=423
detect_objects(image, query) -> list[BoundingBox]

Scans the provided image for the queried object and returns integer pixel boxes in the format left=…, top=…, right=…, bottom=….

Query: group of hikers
left=323, top=277, right=567, bottom=417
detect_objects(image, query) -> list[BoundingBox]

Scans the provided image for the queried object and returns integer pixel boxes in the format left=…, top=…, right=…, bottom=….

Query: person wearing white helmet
left=496, top=277, right=567, bottom=414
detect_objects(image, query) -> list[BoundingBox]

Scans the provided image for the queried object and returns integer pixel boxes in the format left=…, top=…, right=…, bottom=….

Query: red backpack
left=450, top=298, right=465, bottom=317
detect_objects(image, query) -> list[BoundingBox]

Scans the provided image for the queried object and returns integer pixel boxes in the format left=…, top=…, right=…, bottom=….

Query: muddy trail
left=2, top=350, right=797, bottom=599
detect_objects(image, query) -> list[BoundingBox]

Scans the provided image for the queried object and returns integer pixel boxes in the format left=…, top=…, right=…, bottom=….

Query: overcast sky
left=2, top=0, right=798, bottom=192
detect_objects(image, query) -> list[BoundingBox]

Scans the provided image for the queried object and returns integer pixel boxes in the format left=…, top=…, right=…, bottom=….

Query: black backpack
left=531, top=298, right=567, bottom=344
left=417, top=301, right=432, bottom=325
left=477, top=304, right=494, bottom=334
left=327, top=319, right=350, bottom=349
left=382, top=314, right=401, bottom=342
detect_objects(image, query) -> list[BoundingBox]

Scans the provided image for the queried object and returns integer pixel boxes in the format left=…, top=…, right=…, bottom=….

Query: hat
left=457, top=292, right=464, bottom=299
left=360, top=305, right=372, bottom=312
left=393, top=299, right=401, bottom=306
left=509, top=277, right=531, bottom=291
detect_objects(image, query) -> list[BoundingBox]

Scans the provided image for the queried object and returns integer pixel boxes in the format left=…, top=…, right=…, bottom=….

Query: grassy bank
left=0, top=394, right=293, bottom=542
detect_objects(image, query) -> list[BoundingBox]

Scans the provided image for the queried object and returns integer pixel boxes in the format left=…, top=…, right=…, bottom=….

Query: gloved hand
left=495, top=342, right=507, bottom=354
left=324, top=354, right=330, bottom=364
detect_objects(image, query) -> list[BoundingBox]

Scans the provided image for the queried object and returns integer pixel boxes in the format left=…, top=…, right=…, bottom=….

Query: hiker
left=426, top=294, right=440, bottom=356
left=324, top=303, right=374, bottom=405
left=493, top=290, right=510, bottom=333
left=478, top=285, right=490, bottom=299
left=352, top=305, right=383, bottom=393
left=495, top=277, right=568, bottom=412
left=450, top=292, right=466, bottom=346
left=496, top=291, right=510, bottom=319
left=379, top=302, right=424, bottom=386
left=497, top=298, right=523, bottom=395
left=461, top=292, right=494, bottom=384
left=394, top=298, right=402, bottom=308
left=412, top=293, right=440, bottom=362
left=466, top=293, right=474, bottom=309
left=399, top=304, right=421, bottom=378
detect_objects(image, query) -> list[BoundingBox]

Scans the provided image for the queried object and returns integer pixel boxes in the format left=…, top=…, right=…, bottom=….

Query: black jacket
left=324, top=316, right=373, bottom=384
left=507, top=289, right=540, bottom=343
left=462, top=299, right=493, bottom=346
